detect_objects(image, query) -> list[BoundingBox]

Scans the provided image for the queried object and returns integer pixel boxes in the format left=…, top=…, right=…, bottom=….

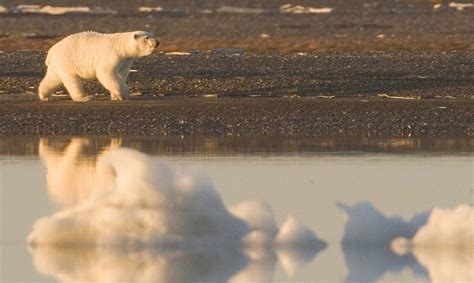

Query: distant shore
left=0, top=0, right=473, bottom=53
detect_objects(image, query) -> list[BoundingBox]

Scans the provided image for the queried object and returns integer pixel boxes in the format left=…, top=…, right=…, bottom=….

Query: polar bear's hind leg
left=61, top=75, right=90, bottom=102
left=38, top=68, right=62, bottom=101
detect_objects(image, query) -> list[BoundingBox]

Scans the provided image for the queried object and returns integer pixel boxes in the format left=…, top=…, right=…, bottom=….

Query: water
left=1, top=136, right=472, bottom=283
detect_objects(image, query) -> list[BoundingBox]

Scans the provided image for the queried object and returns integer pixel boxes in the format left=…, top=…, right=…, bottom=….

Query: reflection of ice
left=337, top=202, right=429, bottom=283
left=337, top=202, right=429, bottom=245
left=31, top=243, right=324, bottom=283
left=230, top=248, right=277, bottom=282
left=30, top=145, right=326, bottom=281
left=341, top=244, right=427, bottom=283
left=392, top=205, right=474, bottom=283
left=31, top=246, right=248, bottom=283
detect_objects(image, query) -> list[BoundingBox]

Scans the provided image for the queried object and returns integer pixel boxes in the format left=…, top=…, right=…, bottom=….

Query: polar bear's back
left=46, top=32, right=121, bottom=79
left=50, top=31, right=117, bottom=57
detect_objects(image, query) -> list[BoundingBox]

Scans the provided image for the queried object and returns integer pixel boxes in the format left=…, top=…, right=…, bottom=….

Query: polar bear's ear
left=134, top=33, right=145, bottom=40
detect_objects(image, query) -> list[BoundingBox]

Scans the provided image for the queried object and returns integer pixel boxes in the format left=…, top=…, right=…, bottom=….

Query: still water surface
left=1, top=137, right=472, bottom=283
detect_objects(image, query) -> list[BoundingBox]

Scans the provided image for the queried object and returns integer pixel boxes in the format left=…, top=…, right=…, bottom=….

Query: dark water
left=1, top=136, right=472, bottom=283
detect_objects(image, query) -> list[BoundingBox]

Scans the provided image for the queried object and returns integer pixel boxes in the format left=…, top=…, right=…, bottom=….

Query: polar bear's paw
left=39, top=95, right=51, bottom=102
left=111, top=94, right=129, bottom=101
left=73, top=96, right=90, bottom=102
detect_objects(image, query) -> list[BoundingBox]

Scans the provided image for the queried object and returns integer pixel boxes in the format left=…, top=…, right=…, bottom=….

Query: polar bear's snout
left=133, top=31, right=160, bottom=56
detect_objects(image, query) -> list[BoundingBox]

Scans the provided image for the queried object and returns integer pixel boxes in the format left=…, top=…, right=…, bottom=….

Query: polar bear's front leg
left=97, top=70, right=129, bottom=101
left=61, top=74, right=90, bottom=102
left=38, top=68, right=62, bottom=101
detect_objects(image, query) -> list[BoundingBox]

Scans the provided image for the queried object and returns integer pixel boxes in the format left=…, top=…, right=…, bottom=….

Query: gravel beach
left=0, top=0, right=472, bottom=138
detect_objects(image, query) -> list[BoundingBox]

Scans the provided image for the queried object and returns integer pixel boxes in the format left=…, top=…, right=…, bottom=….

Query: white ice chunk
left=138, top=7, right=163, bottom=13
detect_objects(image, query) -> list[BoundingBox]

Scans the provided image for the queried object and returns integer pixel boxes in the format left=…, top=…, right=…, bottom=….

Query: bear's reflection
left=39, top=137, right=120, bottom=206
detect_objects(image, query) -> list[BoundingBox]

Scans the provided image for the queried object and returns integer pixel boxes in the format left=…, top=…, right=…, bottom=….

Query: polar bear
left=38, top=31, right=159, bottom=102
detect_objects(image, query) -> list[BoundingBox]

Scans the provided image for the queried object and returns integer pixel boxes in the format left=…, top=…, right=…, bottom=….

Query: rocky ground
left=0, top=0, right=473, bottom=53
left=1, top=97, right=472, bottom=136
left=0, top=0, right=472, bottom=138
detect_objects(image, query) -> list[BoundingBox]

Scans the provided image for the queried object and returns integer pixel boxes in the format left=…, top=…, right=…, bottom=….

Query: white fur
left=38, top=31, right=159, bottom=102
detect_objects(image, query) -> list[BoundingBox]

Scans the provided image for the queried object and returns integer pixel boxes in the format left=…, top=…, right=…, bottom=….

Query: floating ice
left=280, top=4, right=333, bottom=14
left=391, top=205, right=474, bottom=283
left=231, top=201, right=277, bottom=234
left=30, top=145, right=326, bottom=281
left=165, top=52, right=191, bottom=56
left=30, top=147, right=325, bottom=250
left=448, top=2, right=474, bottom=11
left=11, top=5, right=117, bottom=15
left=412, top=204, right=473, bottom=247
left=138, top=7, right=164, bottom=13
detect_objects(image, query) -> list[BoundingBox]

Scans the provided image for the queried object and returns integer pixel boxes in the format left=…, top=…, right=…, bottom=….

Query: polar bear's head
left=128, top=31, right=160, bottom=57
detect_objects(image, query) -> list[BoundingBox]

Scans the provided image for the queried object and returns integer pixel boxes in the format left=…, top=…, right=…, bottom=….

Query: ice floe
left=138, top=6, right=164, bottom=13
left=391, top=205, right=474, bottom=283
left=280, top=4, right=333, bottom=14
left=337, top=202, right=429, bottom=282
left=29, top=147, right=325, bottom=250
left=29, top=145, right=327, bottom=281
left=8, top=5, right=117, bottom=15
left=165, top=52, right=191, bottom=56
left=448, top=2, right=474, bottom=11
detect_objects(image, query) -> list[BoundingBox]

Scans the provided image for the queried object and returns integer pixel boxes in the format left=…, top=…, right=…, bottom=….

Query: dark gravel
left=0, top=1, right=472, bottom=138
left=0, top=0, right=473, bottom=52
left=0, top=51, right=473, bottom=98
left=0, top=97, right=472, bottom=136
